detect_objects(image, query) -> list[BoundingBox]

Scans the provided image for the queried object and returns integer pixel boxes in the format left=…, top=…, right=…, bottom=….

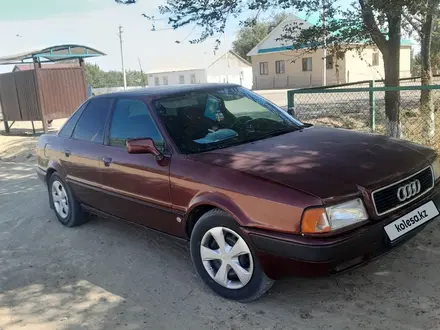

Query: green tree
left=84, top=63, right=148, bottom=88
left=232, top=13, right=288, bottom=61
left=84, top=63, right=105, bottom=88
left=403, top=0, right=440, bottom=144
left=126, top=69, right=148, bottom=86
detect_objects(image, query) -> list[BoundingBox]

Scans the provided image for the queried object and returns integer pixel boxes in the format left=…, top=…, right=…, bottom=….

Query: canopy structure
left=0, top=44, right=105, bottom=134
left=0, top=44, right=106, bottom=65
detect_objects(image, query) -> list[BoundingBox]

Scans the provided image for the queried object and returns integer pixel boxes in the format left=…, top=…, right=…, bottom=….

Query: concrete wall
left=147, top=69, right=207, bottom=87
left=344, top=46, right=412, bottom=82
left=251, top=46, right=412, bottom=89
left=251, top=50, right=345, bottom=90
left=400, top=46, right=412, bottom=78
left=206, top=53, right=253, bottom=89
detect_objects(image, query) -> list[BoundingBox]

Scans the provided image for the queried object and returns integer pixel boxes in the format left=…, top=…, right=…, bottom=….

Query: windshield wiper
left=244, top=126, right=301, bottom=142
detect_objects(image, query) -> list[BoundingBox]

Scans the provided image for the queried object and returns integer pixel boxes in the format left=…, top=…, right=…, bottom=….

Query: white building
left=247, top=14, right=413, bottom=89
left=147, top=50, right=253, bottom=89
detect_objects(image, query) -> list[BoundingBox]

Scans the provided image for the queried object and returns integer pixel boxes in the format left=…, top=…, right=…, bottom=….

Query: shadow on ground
left=1, top=162, right=440, bottom=329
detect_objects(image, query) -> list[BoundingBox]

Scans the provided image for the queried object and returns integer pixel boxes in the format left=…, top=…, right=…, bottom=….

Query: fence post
left=369, top=80, right=375, bottom=132
left=287, top=90, right=295, bottom=116
left=3, top=120, right=9, bottom=133
left=287, top=91, right=294, bottom=108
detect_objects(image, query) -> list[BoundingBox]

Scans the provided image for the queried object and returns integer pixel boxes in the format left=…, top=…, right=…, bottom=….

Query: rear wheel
left=48, top=173, right=85, bottom=227
left=190, top=209, right=274, bottom=302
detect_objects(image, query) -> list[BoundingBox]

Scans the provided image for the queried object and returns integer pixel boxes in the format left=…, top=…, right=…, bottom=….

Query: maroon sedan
left=37, top=84, right=440, bottom=301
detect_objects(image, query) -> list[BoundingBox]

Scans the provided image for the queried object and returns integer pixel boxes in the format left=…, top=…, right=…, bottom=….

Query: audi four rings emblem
left=397, top=180, right=421, bottom=202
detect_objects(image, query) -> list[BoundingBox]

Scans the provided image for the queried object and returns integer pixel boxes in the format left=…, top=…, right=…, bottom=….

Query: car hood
left=189, top=126, right=435, bottom=200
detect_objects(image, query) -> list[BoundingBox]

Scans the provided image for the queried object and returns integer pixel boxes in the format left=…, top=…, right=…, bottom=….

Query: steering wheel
left=232, top=116, right=253, bottom=130
left=242, top=117, right=274, bottom=131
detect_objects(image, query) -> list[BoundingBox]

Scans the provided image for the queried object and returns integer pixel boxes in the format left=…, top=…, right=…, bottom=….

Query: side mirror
left=126, top=138, right=164, bottom=160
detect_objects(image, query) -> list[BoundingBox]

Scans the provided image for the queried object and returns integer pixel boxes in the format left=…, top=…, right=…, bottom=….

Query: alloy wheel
left=200, top=226, right=254, bottom=289
left=51, top=180, right=69, bottom=219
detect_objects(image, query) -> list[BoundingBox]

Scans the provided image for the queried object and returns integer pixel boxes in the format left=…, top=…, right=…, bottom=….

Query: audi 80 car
left=36, top=84, right=440, bottom=301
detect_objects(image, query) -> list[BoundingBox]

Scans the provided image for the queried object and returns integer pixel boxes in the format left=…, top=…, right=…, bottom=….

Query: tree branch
left=402, top=11, right=422, bottom=37
left=358, top=0, right=387, bottom=52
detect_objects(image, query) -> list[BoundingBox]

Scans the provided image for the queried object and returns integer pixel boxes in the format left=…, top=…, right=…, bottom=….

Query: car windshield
left=153, top=86, right=304, bottom=154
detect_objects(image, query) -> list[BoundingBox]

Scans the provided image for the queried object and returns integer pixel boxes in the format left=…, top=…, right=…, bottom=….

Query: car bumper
left=36, top=166, right=46, bottom=182
left=246, top=185, right=440, bottom=279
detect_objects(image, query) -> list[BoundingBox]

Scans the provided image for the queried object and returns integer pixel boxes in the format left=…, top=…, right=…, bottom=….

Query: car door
left=98, top=98, right=180, bottom=236
left=61, top=97, right=113, bottom=211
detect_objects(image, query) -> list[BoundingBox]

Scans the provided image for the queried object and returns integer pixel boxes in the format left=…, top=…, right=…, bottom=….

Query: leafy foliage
left=85, top=63, right=148, bottom=88
left=232, top=13, right=288, bottom=60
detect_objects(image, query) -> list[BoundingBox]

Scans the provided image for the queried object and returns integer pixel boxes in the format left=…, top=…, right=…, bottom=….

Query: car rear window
left=72, top=98, right=112, bottom=144
left=58, top=102, right=88, bottom=138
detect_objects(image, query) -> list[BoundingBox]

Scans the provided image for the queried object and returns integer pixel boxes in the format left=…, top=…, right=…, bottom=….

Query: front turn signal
left=301, top=208, right=331, bottom=234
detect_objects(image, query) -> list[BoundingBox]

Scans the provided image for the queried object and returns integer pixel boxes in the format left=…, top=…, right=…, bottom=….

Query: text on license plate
left=384, top=200, right=439, bottom=241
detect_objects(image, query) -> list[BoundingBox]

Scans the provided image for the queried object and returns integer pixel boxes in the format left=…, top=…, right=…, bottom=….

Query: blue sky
left=0, top=0, right=362, bottom=74
left=0, top=0, right=243, bottom=73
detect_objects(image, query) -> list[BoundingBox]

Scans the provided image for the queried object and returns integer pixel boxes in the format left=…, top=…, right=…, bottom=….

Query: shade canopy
left=0, top=44, right=106, bottom=65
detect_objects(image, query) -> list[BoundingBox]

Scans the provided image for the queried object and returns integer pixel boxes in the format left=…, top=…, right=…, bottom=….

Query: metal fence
left=287, top=83, right=440, bottom=151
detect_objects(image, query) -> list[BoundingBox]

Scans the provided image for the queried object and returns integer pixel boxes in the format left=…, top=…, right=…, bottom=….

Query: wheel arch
left=45, top=160, right=67, bottom=187
left=184, top=192, right=250, bottom=237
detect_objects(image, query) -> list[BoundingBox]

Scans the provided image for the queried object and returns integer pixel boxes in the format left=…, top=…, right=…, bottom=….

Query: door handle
left=101, top=156, right=112, bottom=167
left=64, top=149, right=71, bottom=157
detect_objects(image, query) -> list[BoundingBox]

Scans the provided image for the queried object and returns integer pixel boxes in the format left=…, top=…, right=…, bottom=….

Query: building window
left=179, top=75, right=185, bottom=84
left=154, top=77, right=160, bottom=86
left=302, top=57, right=312, bottom=71
left=326, top=55, right=334, bottom=70
left=372, top=52, right=379, bottom=66
left=190, top=74, right=196, bottom=84
left=162, top=76, right=168, bottom=85
left=260, top=62, right=269, bottom=75
left=275, top=60, right=285, bottom=74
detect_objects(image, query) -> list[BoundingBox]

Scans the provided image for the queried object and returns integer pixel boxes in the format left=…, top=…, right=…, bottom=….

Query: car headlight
left=301, top=198, right=369, bottom=234
left=432, top=158, right=440, bottom=181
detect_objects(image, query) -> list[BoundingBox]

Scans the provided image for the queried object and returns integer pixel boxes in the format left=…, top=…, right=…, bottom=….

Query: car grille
left=372, top=166, right=434, bottom=216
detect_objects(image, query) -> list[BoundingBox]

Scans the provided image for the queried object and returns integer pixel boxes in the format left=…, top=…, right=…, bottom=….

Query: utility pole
left=322, top=0, right=327, bottom=87
left=138, top=57, right=146, bottom=87
left=118, top=25, right=127, bottom=90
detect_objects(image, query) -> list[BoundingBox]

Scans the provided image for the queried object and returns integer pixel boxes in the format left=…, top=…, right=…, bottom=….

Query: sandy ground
left=2, top=123, right=440, bottom=329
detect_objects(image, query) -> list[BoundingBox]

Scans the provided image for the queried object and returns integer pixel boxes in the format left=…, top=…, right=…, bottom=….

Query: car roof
left=93, top=83, right=241, bottom=99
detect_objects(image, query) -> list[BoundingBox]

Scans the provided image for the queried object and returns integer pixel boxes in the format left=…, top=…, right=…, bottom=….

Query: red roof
left=12, top=63, right=79, bottom=72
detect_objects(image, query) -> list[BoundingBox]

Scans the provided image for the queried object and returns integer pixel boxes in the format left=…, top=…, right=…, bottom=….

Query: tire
left=190, top=209, right=274, bottom=302
left=48, top=173, right=86, bottom=227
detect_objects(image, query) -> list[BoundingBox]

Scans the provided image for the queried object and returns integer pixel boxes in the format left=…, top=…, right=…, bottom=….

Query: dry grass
left=300, top=107, right=440, bottom=152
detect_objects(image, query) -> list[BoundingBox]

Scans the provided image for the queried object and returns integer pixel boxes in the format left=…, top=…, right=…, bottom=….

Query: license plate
left=384, top=201, right=439, bottom=241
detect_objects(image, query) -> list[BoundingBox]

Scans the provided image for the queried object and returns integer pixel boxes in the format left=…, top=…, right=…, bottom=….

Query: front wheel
left=190, top=209, right=274, bottom=302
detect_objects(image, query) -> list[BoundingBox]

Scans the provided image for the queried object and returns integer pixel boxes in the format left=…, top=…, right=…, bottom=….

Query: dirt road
left=2, top=137, right=440, bottom=329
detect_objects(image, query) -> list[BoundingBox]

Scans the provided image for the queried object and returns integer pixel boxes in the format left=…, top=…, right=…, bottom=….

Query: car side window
left=109, top=99, right=164, bottom=151
left=72, top=98, right=112, bottom=144
left=58, top=102, right=87, bottom=138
